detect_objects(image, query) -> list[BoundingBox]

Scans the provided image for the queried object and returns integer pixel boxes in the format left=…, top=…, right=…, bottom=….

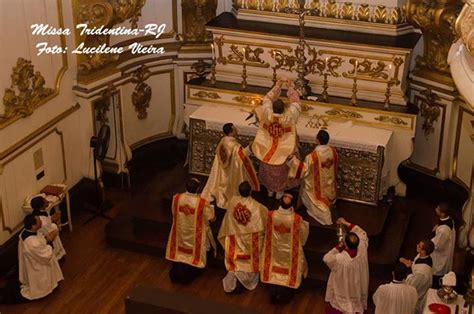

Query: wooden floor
left=0, top=138, right=462, bottom=314
left=0, top=202, right=357, bottom=314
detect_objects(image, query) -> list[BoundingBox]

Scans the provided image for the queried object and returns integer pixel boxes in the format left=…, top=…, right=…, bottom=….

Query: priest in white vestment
left=31, top=196, right=66, bottom=260
left=431, top=202, right=456, bottom=286
left=323, top=217, right=369, bottom=314
left=251, top=79, right=301, bottom=200
left=202, top=123, right=259, bottom=209
left=288, top=130, right=337, bottom=225
left=18, top=214, right=63, bottom=301
left=373, top=262, right=418, bottom=314
left=260, top=194, right=309, bottom=303
left=166, top=178, right=216, bottom=284
left=219, top=181, right=268, bottom=293
left=400, top=239, right=434, bottom=313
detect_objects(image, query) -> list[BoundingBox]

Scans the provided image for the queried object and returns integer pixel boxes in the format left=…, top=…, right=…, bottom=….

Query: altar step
left=106, top=192, right=411, bottom=289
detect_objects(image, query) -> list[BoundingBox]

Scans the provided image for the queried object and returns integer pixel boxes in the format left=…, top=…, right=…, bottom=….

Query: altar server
left=288, top=130, right=337, bottom=225
left=431, top=202, right=456, bottom=285
left=373, top=262, right=417, bottom=314
left=219, top=181, right=268, bottom=293
left=400, top=239, right=434, bottom=313
left=1, top=214, right=64, bottom=303
left=323, top=217, right=369, bottom=314
left=202, top=123, right=259, bottom=209
left=166, top=178, right=216, bottom=284
left=260, top=194, right=309, bottom=303
left=251, top=79, right=301, bottom=199
left=31, top=196, right=66, bottom=260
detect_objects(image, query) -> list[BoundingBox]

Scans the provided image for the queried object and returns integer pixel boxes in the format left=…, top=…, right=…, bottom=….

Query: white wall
left=0, top=0, right=93, bottom=244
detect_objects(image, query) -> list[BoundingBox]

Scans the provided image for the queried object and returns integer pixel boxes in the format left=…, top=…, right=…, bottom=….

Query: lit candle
left=355, top=60, right=358, bottom=77
left=242, top=47, right=246, bottom=63
left=211, top=43, right=215, bottom=61
left=272, top=50, right=276, bottom=59
left=325, top=57, right=329, bottom=67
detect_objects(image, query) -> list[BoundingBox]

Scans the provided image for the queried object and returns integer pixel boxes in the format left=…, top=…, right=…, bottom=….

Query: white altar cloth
left=187, top=104, right=394, bottom=196
left=188, top=104, right=393, bottom=153
left=423, top=288, right=465, bottom=313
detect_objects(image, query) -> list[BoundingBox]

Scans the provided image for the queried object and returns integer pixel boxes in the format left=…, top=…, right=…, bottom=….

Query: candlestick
left=384, top=79, right=393, bottom=110
left=210, top=43, right=216, bottom=85
left=350, top=60, right=358, bottom=106
left=241, top=47, right=247, bottom=90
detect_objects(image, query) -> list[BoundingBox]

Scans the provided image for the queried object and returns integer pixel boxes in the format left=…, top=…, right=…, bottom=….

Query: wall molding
left=0, top=104, right=81, bottom=162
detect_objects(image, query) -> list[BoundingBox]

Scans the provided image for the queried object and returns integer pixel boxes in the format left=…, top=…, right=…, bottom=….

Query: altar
left=186, top=103, right=394, bottom=205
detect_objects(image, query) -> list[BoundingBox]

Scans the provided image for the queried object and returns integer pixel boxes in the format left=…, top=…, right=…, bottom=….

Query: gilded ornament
left=374, top=5, right=388, bottom=23
left=262, top=0, right=274, bottom=11
left=357, top=4, right=371, bottom=21
left=131, top=65, right=152, bottom=120
left=404, top=0, right=460, bottom=78
left=343, top=59, right=389, bottom=81
left=192, top=91, right=221, bottom=99
left=191, top=59, right=212, bottom=77
left=455, top=0, right=474, bottom=57
left=180, top=0, right=217, bottom=43
left=325, top=108, right=363, bottom=119
left=325, top=0, right=338, bottom=18
left=225, top=44, right=270, bottom=68
left=1, top=58, right=53, bottom=121
left=417, top=89, right=442, bottom=137
left=374, top=115, right=408, bottom=125
left=74, top=0, right=147, bottom=76
left=341, top=2, right=354, bottom=20
left=233, top=95, right=263, bottom=105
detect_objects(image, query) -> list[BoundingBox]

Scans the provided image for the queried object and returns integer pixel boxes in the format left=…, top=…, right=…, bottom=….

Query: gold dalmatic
left=166, top=193, right=214, bottom=268
left=218, top=196, right=268, bottom=273
left=260, top=210, right=307, bottom=289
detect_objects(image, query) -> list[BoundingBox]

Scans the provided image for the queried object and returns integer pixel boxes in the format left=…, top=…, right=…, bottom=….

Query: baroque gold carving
left=180, top=0, right=217, bottom=43
left=325, top=108, right=363, bottom=119
left=343, top=59, right=389, bottom=81
left=233, top=95, right=263, bottom=105
left=235, top=0, right=406, bottom=24
left=416, top=89, right=442, bottom=136
left=192, top=91, right=221, bottom=99
left=374, top=115, right=408, bottom=125
left=456, top=0, right=474, bottom=57
left=131, top=65, right=152, bottom=120
left=224, top=44, right=271, bottom=68
left=191, top=59, right=212, bottom=77
left=404, top=0, right=461, bottom=78
left=73, top=0, right=147, bottom=76
left=1, top=58, right=54, bottom=121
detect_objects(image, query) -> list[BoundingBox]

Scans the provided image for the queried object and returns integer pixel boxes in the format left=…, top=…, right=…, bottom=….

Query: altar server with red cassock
left=373, top=262, right=418, bottom=314
left=251, top=79, right=301, bottom=200
left=219, top=181, right=268, bottom=293
left=202, top=123, right=259, bottom=209
left=400, top=239, right=434, bottom=313
left=431, top=201, right=456, bottom=285
left=323, top=217, right=369, bottom=314
left=288, top=130, right=337, bottom=225
left=260, top=194, right=309, bottom=303
left=166, top=178, right=216, bottom=284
